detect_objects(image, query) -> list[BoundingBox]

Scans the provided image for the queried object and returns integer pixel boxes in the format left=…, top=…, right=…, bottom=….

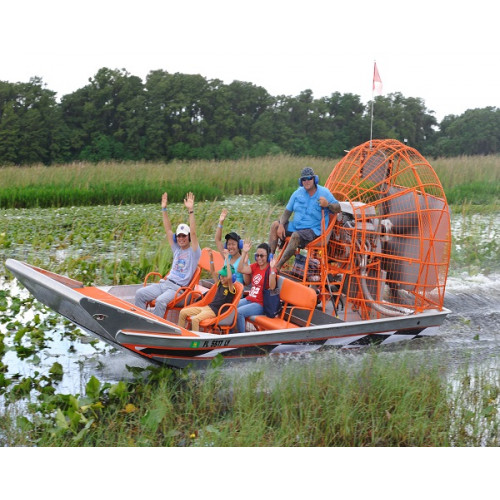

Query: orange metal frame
left=278, top=139, right=451, bottom=321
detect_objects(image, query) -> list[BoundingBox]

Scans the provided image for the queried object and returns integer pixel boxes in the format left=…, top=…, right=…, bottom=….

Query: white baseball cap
left=176, top=223, right=191, bottom=236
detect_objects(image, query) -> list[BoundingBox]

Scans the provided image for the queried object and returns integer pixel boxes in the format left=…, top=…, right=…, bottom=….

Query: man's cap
left=176, top=223, right=191, bottom=236
left=225, top=231, right=241, bottom=242
left=219, top=264, right=235, bottom=277
left=300, top=166, right=315, bottom=178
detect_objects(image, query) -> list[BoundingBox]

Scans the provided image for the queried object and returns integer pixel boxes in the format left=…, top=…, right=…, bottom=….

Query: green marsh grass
left=0, top=197, right=283, bottom=282
left=1, top=196, right=498, bottom=282
left=450, top=204, right=499, bottom=275
left=3, top=351, right=497, bottom=447
left=1, top=154, right=498, bottom=208
left=1, top=168, right=499, bottom=447
left=0, top=156, right=336, bottom=208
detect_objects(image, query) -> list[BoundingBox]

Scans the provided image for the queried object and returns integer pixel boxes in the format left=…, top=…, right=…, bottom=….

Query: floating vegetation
left=450, top=210, right=500, bottom=275
left=1, top=197, right=498, bottom=446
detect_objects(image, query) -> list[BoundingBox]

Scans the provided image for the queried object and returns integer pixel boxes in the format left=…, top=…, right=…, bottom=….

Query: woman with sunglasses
left=235, top=239, right=278, bottom=333
left=268, top=166, right=340, bottom=273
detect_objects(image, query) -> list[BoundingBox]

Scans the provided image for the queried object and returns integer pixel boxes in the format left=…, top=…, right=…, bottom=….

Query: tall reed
left=4, top=154, right=498, bottom=208
left=0, top=156, right=336, bottom=208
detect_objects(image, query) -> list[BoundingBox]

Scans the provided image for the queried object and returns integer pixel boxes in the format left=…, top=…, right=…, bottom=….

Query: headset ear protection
left=224, top=238, right=244, bottom=250
left=255, top=244, right=272, bottom=263
left=299, top=175, right=319, bottom=186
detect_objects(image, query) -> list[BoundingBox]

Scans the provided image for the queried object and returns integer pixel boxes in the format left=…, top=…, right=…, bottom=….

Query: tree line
left=0, top=67, right=498, bottom=166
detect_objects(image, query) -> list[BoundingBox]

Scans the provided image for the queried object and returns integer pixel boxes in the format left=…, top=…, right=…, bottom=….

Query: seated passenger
left=135, top=192, right=201, bottom=318
left=178, top=249, right=236, bottom=332
left=215, top=208, right=250, bottom=285
left=235, top=240, right=278, bottom=333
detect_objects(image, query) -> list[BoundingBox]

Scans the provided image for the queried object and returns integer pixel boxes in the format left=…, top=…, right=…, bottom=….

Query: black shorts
left=283, top=223, right=317, bottom=247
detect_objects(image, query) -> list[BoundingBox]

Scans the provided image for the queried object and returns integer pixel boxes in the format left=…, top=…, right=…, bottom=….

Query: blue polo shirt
left=286, top=185, right=336, bottom=236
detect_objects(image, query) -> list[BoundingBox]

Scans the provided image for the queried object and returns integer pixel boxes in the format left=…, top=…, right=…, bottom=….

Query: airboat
left=6, top=139, right=452, bottom=369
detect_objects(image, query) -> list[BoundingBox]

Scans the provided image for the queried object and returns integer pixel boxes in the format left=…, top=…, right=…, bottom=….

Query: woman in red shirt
left=236, top=240, right=277, bottom=333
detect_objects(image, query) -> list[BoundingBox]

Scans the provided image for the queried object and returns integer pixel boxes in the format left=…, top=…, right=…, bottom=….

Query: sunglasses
left=254, top=253, right=267, bottom=259
left=301, top=176, right=314, bottom=181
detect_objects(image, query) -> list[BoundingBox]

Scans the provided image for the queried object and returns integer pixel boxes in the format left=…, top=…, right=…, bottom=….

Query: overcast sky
left=2, top=0, right=498, bottom=122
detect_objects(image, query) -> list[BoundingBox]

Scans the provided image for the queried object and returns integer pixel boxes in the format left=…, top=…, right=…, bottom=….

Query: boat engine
left=324, top=139, right=451, bottom=320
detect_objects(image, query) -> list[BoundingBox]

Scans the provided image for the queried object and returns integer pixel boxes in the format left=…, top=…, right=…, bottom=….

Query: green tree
left=0, top=78, right=63, bottom=165
left=144, top=70, right=209, bottom=160
left=0, top=101, right=20, bottom=165
left=436, top=107, right=500, bottom=156
left=61, top=68, right=146, bottom=161
left=368, top=92, right=438, bottom=154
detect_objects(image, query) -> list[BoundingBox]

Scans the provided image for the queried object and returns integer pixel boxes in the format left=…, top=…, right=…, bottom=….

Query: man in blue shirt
left=269, top=167, right=340, bottom=272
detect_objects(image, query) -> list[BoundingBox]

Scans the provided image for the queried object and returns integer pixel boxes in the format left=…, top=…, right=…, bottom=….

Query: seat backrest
left=216, top=281, right=244, bottom=326
left=198, top=247, right=225, bottom=272
left=232, top=281, right=244, bottom=303
left=187, top=276, right=218, bottom=307
left=279, top=278, right=317, bottom=310
left=166, top=266, right=202, bottom=312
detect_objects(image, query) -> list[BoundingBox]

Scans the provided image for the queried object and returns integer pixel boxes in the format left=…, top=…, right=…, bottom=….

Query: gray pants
left=135, top=279, right=181, bottom=318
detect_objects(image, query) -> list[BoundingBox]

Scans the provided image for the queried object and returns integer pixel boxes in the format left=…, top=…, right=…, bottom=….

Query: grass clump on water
left=4, top=351, right=496, bottom=447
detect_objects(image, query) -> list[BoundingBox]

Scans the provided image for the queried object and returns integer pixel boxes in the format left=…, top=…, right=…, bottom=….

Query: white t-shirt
left=167, top=244, right=201, bottom=286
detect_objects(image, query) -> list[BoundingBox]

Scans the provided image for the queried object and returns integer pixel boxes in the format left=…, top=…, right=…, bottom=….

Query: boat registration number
left=190, top=339, right=231, bottom=348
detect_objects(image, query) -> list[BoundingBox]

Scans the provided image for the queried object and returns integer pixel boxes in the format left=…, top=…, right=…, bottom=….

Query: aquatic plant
left=1, top=154, right=498, bottom=208
left=1, top=197, right=498, bottom=447
left=2, top=352, right=497, bottom=447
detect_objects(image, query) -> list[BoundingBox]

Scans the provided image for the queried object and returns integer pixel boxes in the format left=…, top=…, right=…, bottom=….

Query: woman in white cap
left=135, top=191, right=201, bottom=318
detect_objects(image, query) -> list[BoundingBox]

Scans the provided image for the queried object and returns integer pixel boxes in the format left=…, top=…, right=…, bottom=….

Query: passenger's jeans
left=236, top=298, right=263, bottom=333
left=135, top=279, right=180, bottom=318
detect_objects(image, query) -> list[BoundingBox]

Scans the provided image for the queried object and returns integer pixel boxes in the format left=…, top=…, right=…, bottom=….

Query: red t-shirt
left=246, top=263, right=269, bottom=305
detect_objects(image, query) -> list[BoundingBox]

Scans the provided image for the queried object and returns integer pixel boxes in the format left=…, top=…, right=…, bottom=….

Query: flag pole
left=370, top=82, right=375, bottom=148
left=370, top=61, right=382, bottom=149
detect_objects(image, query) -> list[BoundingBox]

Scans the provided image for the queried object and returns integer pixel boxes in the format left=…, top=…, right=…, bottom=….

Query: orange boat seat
left=249, top=277, right=317, bottom=331
left=182, top=281, right=244, bottom=334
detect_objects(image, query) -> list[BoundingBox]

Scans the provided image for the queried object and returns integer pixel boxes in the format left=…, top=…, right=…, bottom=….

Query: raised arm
left=161, top=192, right=175, bottom=247
left=223, top=249, right=236, bottom=294
left=268, top=254, right=278, bottom=290
left=208, top=249, right=218, bottom=282
left=237, top=239, right=253, bottom=276
left=215, top=208, right=228, bottom=255
left=184, top=192, right=199, bottom=250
